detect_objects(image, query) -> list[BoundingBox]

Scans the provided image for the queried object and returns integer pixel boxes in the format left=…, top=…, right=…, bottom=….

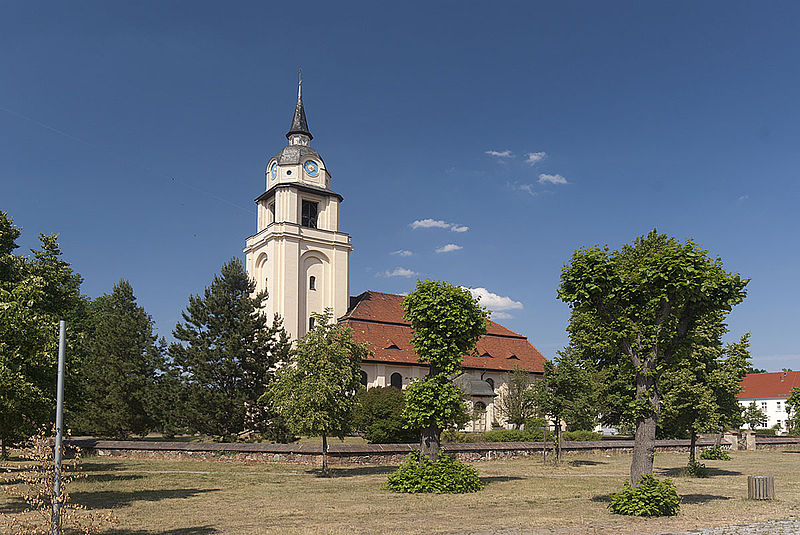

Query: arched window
left=360, top=370, right=368, bottom=388
left=473, top=401, right=487, bottom=432
left=486, top=378, right=494, bottom=392
left=390, top=372, right=403, bottom=389
left=309, top=317, right=315, bottom=331
left=309, top=276, right=316, bottom=290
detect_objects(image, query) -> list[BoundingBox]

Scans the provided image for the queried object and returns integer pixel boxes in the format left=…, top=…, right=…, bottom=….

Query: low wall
left=64, top=437, right=794, bottom=466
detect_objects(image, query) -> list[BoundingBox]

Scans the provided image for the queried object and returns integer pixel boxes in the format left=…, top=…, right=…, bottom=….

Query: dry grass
left=2, top=449, right=799, bottom=534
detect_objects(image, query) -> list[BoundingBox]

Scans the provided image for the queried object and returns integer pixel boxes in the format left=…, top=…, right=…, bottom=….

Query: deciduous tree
left=401, top=280, right=486, bottom=461
left=494, top=368, right=537, bottom=429
left=263, top=311, right=369, bottom=473
left=742, top=402, right=767, bottom=430
left=558, top=230, right=748, bottom=486
left=786, top=388, right=800, bottom=434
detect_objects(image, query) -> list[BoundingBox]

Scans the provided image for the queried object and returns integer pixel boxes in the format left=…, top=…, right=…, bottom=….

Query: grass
left=2, top=450, right=799, bottom=534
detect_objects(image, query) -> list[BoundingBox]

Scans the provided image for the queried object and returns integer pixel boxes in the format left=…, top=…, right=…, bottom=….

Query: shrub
left=608, top=475, right=680, bottom=517
left=353, top=387, right=418, bottom=444
left=699, top=446, right=731, bottom=460
left=385, top=451, right=484, bottom=494
left=561, top=430, right=603, bottom=441
left=482, top=429, right=531, bottom=442
left=686, top=459, right=708, bottom=477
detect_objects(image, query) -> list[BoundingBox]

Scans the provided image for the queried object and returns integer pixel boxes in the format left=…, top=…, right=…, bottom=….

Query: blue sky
left=3, top=1, right=799, bottom=371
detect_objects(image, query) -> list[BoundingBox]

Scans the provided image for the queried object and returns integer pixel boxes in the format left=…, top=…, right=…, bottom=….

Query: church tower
left=244, top=77, right=352, bottom=340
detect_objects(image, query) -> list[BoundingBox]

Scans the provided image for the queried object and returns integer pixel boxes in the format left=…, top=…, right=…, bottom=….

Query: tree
left=401, top=280, right=487, bottom=461
left=531, top=349, right=599, bottom=462
left=742, top=402, right=767, bottom=430
left=75, top=280, right=163, bottom=438
left=786, top=388, right=800, bottom=434
left=353, top=387, right=418, bottom=444
left=659, top=316, right=750, bottom=464
left=494, top=367, right=537, bottom=429
left=263, top=310, right=369, bottom=473
left=170, top=258, right=292, bottom=440
left=558, top=230, right=748, bottom=486
left=0, top=212, right=88, bottom=457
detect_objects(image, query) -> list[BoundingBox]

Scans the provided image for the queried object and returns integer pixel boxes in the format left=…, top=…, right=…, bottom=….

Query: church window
left=360, top=371, right=368, bottom=387
left=508, top=354, right=519, bottom=360
left=486, top=378, right=494, bottom=391
left=286, top=170, right=292, bottom=175
left=384, top=343, right=400, bottom=350
left=390, top=373, right=403, bottom=389
left=301, top=200, right=318, bottom=228
left=309, top=317, right=315, bottom=330
left=268, top=202, right=275, bottom=224
left=473, top=402, right=487, bottom=432
left=309, top=276, right=316, bottom=290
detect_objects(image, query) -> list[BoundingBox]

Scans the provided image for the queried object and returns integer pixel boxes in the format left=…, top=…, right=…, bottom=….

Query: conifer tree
left=77, top=280, right=162, bottom=438
left=170, top=258, right=291, bottom=440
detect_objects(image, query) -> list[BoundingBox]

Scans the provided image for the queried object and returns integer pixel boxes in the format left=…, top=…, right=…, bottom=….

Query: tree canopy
left=558, top=230, right=748, bottom=486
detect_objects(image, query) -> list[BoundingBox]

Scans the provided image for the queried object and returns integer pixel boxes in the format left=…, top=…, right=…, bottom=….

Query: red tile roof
left=738, top=371, right=800, bottom=399
left=340, top=291, right=547, bottom=373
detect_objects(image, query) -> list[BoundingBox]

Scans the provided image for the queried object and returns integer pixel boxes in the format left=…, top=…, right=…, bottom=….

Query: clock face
left=303, top=160, right=319, bottom=177
left=269, top=162, right=277, bottom=180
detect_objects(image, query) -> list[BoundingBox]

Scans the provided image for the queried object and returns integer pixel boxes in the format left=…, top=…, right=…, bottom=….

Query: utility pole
left=52, top=319, right=66, bottom=535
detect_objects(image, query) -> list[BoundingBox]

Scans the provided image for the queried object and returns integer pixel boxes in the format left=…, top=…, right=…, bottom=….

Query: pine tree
left=77, top=280, right=162, bottom=438
left=170, top=258, right=291, bottom=440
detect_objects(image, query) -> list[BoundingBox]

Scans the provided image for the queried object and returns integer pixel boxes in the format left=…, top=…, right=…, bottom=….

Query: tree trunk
left=420, top=425, right=440, bottom=461
left=630, top=360, right=659, bottom=487
left=556, top=422, right=562, bottom=464
left=321, top=433, right=328, bottom=475
left=1, top=437, right=5, bottom=459
left=689, top=431, right=697, bottom=465
left=713, top=426, right=723, bottom=448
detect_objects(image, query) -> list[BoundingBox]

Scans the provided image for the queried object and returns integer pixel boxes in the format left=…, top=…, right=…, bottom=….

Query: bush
left=686, top=459, right=708, bottom=477
left=562, top=430, right=603, bottom=441
left=385, top=451, right=484, bottom=494
left=353, top=387, right=418, bottom=444
left=609, top=475, right=680, bottom=517
left=699, top=446, right=731, bottom=460
left=482, top=429, right=532, bottom=442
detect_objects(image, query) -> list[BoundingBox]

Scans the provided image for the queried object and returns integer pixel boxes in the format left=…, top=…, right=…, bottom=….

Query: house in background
left=244, top=81, right=547, bottom=432
left=738, top=371, right=800, bottom=433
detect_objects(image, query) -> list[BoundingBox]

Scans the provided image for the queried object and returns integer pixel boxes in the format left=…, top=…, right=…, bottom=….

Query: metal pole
left=52, top=319, right=66, bottom=535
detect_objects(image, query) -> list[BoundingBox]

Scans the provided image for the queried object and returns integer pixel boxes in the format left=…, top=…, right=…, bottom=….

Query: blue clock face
left=269, top=162, right=277, bottom=179
left=303, top=160, right=319, bottom=177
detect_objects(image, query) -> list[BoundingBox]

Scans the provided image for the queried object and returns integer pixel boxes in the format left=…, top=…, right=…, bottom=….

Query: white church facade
left=244, top=81, right=546, bottom=431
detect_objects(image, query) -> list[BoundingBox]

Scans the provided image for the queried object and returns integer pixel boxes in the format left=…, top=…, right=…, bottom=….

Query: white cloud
left=485, top=150, right=512, bottom=158
left=738, top=195, right=749, bottom=202
left=410, top=218, right=451, bottom=230
left=391, top=249, right=414, bottom=257
left=378, top=267, right=417, bottom=278
left=517, top=183, right=537, bottom=196
left=538, top=173, right=568, bottom=185
left=466, top=287, right=524, bottom=312
left=435, top=244, right=463, bottom=254
left=525, top=152, right=546, bottom=166
left=491, top=311, right=514, bottom=320
left=410, top=219, right=469, bottom=233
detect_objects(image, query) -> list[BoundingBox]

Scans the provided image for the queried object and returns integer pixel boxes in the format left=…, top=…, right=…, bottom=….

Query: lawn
left=2, top=449, right=799, bottom=534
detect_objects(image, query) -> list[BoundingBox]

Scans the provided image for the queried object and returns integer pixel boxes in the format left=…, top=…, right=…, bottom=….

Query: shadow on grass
left=481, top=476, right=524, bottom=485
left=680, top=493, right=730, bottom=504
left=81, top=461, right=127, bottom=473
left=107, top=527, right=218, bottom=535
left=0, top=497, right=27, bottom=514
left=658, top=466, right=742, bottom=477
left=590, top=494, right=612, bottom=503
left=84, top=473, right=146, bottom=483
left=73, top=488, right=219, bottom=509
left=568, top=459, right=607, bottom=467
left=321, top=466, right=397, bottom=477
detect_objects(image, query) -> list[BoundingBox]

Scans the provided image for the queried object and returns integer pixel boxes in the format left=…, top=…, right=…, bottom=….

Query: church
left=244, top=81, right=547, bottom=431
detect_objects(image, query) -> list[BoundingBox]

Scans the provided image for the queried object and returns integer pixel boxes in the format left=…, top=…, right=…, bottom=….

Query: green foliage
left=263, top=310, right=370, bottom=442
left=558, top=230, right=748, bottom=484
left=494, top=368, right=537, bottom=428
left=742, top=402, right=767, bottom=430
left=170, top=258, right=292, bottom=440
left=402, top=376, right=469, bottom=432
left=401, top=280, right=487, bottom=377
left=385, top=451, right=484, bottom=494
left=699, top=446, right=731, bottom=460
left=440, top=428, right=600, bottom=443
left=75, top=280, right=163, bottom=438
left=608, top=475, right=680, bottom=517
left=686, top=459, right=708, bottom=477
left=0, top=212, right=89, bottom=456
left=532, top=349, right=600, bottom=433
left=786, top=388, right=800, bottom=434
left=353, top=387, right=418, bottom=444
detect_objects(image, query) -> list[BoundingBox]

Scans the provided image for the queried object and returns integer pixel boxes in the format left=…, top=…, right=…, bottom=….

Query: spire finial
left=287, top=70, right=312, bottom=142
left=298, top=67, right=302, bottom=99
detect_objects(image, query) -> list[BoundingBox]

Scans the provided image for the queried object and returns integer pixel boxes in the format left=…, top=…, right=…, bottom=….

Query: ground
left=2, top=450, right=799, bottom=534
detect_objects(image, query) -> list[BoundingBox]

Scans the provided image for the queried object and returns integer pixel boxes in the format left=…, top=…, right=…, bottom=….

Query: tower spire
left=287, top=68, right=312, bottom=142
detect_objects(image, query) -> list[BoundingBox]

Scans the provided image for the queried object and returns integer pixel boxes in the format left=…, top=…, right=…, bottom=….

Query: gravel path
left=661, top=517, right=800, bottom=535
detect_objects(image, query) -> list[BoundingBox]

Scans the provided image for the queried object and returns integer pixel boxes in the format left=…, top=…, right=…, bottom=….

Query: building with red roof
left=244, top=83, right=549, bottom=432
left=738, top=371, right=800, bottom=433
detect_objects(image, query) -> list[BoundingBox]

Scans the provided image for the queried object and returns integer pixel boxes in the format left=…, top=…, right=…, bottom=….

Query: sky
left=2, top=1, right=799, bottom=371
